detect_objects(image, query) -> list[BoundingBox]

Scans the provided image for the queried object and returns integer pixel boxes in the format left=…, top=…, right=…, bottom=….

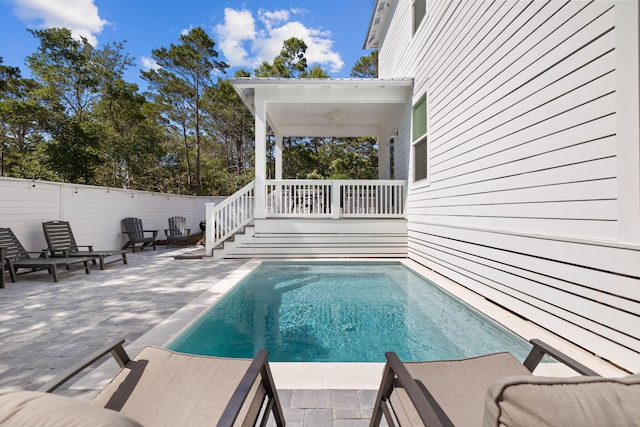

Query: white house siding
left=0, top=177, right=221, bottom=253
left=378, top=0, right=640, bottom=372
left=219, top=218, right=408, bottom=259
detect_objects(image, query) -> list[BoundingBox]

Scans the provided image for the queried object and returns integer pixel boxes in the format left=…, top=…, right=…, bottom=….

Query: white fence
left=265, top=179, right=406, bottom=218
left=0, top=177, right=224, bottom=252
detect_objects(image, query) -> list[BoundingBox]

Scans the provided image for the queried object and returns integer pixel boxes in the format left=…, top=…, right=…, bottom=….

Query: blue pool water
left=168, top=262, right=532, bottom=362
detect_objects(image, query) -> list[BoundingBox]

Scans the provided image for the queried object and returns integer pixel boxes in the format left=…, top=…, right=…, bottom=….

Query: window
left=412, top=94, right=427, bottom=140
left=413, top=0, right=427, bottom=35
left=412, top=93, right=428, bottom=183
left=414, top=139, right=427, bottom=182
left=389, top=137, right=395, bottom=180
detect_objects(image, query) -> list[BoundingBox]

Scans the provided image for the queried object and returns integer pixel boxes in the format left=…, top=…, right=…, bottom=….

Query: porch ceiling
left=229, top=78, right=413, bottom=138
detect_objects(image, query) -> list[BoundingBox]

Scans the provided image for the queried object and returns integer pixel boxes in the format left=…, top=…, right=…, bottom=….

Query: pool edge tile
left=270, top=362, right=385, bottom=389
left=321, top=363, right=385, bottom=389
left=271, top=362, right=323, bottom=389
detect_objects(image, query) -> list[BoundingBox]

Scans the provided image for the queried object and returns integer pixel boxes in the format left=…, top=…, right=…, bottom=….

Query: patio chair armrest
left=38, top=338, right=131, bottom=393
left=143, top=230, right=158, bottom=237
left=217, top=350, right=285, bottom=427
left=524, top=339, right=600, bottom=376
left=48, top=248, right=72, bottom=257
left=27, top=250, right=50, bottom=258
left=0, top=247, right=5, bottom=288
left=185, top=228, right=191, bottom=235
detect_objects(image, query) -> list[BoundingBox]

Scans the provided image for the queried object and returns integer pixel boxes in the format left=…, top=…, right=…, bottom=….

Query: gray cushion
left=391, top=352, right=532, bottom=426
left=483, top=373, right=640, bottom=427
left=89, top=346, right=261, bottom=427
left=0, top=390, right=142, bottom=427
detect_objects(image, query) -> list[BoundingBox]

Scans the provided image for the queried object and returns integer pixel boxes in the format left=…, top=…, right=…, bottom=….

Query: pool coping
left=70, top=257, right=626, bottom=392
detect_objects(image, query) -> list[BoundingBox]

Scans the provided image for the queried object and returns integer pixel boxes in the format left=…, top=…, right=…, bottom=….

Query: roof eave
left=363, top=0, right=393, bottom=49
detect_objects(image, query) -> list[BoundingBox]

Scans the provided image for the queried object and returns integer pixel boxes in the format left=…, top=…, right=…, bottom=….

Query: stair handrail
left=205, top=181, right=255, bottom=256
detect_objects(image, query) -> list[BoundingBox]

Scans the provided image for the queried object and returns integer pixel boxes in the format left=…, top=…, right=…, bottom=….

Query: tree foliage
left=45, top=116, right=102, bottom=183
left=255, top=37, right=307, bottom=78
left=142, top=27, right=228, bottom=194
left=1, top=32, right=381, bottom=193
left=0, top=57, right=48, bottom=177
left=351, top=50, right=378, bottom=78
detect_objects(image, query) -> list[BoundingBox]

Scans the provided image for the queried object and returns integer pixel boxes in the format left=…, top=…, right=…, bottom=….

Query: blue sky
left=0, top=0, right=376, bottom=89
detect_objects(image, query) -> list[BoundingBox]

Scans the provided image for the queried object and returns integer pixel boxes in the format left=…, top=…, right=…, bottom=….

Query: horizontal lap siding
left=241, top=238, right=408, bottom=259
left=395, top=1, right=640, bottom=371
left=426, top=2, right=617, bottom=240
left=408, top=225, right=640, bottom=370
left=220, top=219, right=409, bottom=259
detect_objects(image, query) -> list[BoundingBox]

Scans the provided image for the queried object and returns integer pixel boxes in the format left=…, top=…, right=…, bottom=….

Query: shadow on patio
left=0, top=247, right=246, bottom=393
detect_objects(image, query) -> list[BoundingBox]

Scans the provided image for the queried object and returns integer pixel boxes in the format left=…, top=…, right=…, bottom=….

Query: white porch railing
left=205, top=179, right=405, bottom=255
left=265, top=179, right=406, bottom=218
left=205, top=181, right=255, bottom=255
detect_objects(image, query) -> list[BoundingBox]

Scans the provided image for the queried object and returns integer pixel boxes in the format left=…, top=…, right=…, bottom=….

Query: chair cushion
left=89, top=346, right=259, bottom=427
left=391, top=352, right=532, bottom=427
left=0, top=390, right=142, bottom=427
left=483, top=373, right=640, bottom=427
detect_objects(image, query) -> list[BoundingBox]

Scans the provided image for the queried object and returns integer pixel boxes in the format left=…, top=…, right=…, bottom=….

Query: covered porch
left=205, top=78, right=413, bottom=257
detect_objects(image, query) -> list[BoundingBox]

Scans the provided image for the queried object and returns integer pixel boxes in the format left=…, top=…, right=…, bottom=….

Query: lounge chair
left=121, top=217, right=157, bottom=252
left=0, top=227, right=93, bottom=283
left=0, top=247, right=5, bottom=288
left=0, top=339, right=286, bottom=427
left=370, top=339, right=640, bottom=427
left=164, top=216, right=190, bottom=248
left=43, top=221, right=128, bottom=270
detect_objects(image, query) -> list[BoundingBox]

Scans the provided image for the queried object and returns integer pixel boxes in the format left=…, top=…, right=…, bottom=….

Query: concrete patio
left=0, top=247, right=384, bottom=426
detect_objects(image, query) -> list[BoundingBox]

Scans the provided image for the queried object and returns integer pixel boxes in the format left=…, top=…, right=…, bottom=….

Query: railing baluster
left=261, top=179, right=405, bottom=219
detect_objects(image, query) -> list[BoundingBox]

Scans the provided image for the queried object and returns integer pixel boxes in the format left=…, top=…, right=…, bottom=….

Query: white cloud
left=258, top=8, right=290, bottom=30
left=214, top=8, right=257, bottom=68
left=9, top=0, right=108, bottom=46
left=141, top=56, right=160, bottom=71
left=215, top=7, right=344, bottom=74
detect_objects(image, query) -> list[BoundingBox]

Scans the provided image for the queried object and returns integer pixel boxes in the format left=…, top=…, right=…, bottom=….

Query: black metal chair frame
left=121, top=218, right=158, bottom=253
left=40, top=339, right=286, bottom=427
left=1, top=247, right=6, bottom=289
left=0, top=228, right=93, bottom=283
left=370, top=339, right=600, bottom=427
left=164, top=216, right=191, bottom=248
left=43, top=221, right=128, bottom=270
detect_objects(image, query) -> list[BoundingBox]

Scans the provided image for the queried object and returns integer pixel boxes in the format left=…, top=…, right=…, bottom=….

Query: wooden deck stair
left=173, top=226, right=251, bottom=260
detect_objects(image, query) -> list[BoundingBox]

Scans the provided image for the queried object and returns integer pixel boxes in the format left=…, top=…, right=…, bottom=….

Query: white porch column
left=254, top=97, right=267, bottom=218
left=205, top=202, right=215, bottom=256
left=274, top=134, right=283, bottom=180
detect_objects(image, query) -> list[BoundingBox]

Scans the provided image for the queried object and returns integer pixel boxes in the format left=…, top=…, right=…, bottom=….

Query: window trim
left=413, top=135, right=428, bottom=182
left=412, top=0, right=427, bottom=36
left=412, top=91, right=430, bottom=185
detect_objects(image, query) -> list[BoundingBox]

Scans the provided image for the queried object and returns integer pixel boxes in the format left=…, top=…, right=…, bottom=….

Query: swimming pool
left=168, top=262, right=532, bottom=362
